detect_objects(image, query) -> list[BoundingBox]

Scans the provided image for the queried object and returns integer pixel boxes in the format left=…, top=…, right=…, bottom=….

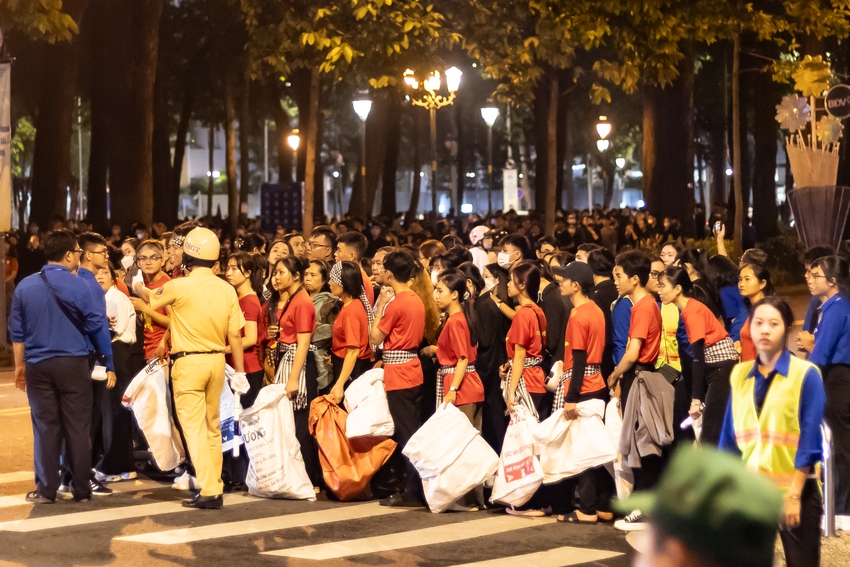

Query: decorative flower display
left=817, top=115, right=844, bottom=145
left=793, top=55, right=832, bottom=98
left=775, top=94, right=811, bottom=132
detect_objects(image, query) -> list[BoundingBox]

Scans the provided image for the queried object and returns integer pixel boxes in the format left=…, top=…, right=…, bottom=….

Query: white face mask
left=430, top=270, right=439, bottom=285
left=483, top=277, right=497, bottom=293
left=121, top=255, right=134, bottom=271
left=497, top=251, right=514, bottom=269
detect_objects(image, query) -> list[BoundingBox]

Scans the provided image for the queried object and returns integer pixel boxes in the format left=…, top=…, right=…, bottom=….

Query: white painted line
left=0, top=407, right=29, bottom=417
left=451, top=546, right=624, bottom=566
left=263, top=515, right=557, bottom=560
left=116, top=501, right=408, bottom=545
left=0, top=493, right=256, bottom=532
left=0, top=471, right=32, bottom=484
left=0, top=479, right=168, bottom=509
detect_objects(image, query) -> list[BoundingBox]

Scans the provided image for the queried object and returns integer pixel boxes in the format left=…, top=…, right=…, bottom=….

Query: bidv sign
left=826, top=84, right=850, bottom=119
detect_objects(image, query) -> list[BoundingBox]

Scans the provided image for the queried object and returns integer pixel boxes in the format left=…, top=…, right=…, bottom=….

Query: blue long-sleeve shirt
left=611, top=295, right=633, bottom=366
left=802, top=296, right=821, bottom=333
left=720, top=285, right=747, bottom=342
left=719, top=350, right=825, bottom=469
left=9, top=264, right=115, bottom=371
left=809, top=293, right=850, bottom=368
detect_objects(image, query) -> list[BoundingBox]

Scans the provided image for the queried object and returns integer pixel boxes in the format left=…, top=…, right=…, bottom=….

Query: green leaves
left=0, top=0, right=80, bottom=43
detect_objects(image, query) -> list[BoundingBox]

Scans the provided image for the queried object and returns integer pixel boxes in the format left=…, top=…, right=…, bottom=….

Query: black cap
left=551, top=261, right=595, bottom=289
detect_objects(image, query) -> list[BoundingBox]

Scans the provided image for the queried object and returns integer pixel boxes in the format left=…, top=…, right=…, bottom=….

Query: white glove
left=230, top=371, right=250, bottom=396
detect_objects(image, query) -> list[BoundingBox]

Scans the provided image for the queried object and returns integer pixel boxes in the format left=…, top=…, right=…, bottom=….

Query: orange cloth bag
left=308, top=396, right=397, bottom=501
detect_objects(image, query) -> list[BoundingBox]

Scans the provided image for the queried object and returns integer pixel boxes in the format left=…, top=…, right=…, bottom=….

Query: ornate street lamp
left=352, top=92, right=372, bottom=213
left=480, top=105, right=500, bottom=213
left=287, top=129, right=300, bottom=183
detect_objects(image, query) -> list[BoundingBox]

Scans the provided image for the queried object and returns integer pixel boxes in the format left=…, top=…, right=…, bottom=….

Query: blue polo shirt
left=802, top=296, right=821, bottom=333
left=9, top=264, right=115, bottom=371
left=611, top=295, right=633, bottom=366
left=809, top=293, right=850, bottom=368
left=720, top=285, right=748, bottom=342
left=719, top=350, right=825, bottom=469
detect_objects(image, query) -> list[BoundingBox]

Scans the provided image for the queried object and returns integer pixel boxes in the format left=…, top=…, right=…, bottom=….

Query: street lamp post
left=287, top=129, right=300, bottom=183
left=480, top=106, right=499, bottom=213
left=352, top=93, right=373, bottom=215
left=593, top=116, right=612, bottom=209
left=403, top=66, right=462, bottom=218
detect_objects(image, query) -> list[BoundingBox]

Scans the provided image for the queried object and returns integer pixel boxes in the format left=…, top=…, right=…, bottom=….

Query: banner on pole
left=0, top=63, right=10, bottom=232
left=503, top=168, right=518, bottom=212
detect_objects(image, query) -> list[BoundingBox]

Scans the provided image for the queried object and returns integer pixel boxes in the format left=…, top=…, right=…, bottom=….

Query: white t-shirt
left=106, top=285, right=137, bottom=344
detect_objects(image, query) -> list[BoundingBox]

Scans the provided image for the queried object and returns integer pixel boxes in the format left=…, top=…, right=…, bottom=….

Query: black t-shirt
left=591, top=278, right=618, bottom=377
left=473, top=295, right=510, bottom=391
left=539, top=281, right=569, bottom=362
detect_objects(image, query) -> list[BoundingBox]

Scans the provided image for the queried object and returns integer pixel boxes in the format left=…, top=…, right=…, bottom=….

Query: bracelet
left=690, top=402, right=701, bottom=407
left=787, top=494, right=800, bottom=500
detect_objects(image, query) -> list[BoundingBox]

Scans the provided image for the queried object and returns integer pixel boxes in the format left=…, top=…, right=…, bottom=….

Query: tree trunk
left=564, top=111, right=574, bottom=210
left=751, top=48, right=779, bottom=241
left=224, top=73, right=239, bottom=233
left=270, top=97, right=290, bottom=184
left=169, top=86, right=194, bottom=225
left=152, top=64, right=172, bottom=225
left=303, top=66, right=320, bottom=234
left=207, top=124, right=215, bottom=218
left=534, top=74, right=549, bottom=213
left=544, top=73, right=558, bottom=236
left=313, top=106, right=325, bottom=222
left=641, top=45, right=696, bottom=237
left=381, top=93, right=401, bottom=219
left=30, top=0, right=91, bottom=228
left=239, top=68, right=251, bottom=219
left=731, top=32, right=744, bottom=255
left=405, top=111, right=422, bottom=226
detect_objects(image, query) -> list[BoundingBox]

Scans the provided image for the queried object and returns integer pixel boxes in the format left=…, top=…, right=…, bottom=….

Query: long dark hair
left=338, top=260, right=364, bottom=299
left=266, top=256, right=307, bottom=321
left=663, top=265, right=695, bottom=297
left=228, top=251, right=265, bottom=298
left=457, top=261, right=485, bottom=295
left=510, top=260, right=541, bottom=299
left=309, top=259, right=331, bottom=293
left=751, top=296, right=795, bottom=338
left=707, top=254, right=739, bottom=290
left=436, top=268, right=479, bottom=347
left=739, top=262, right=775, bottom=301
left=677, top=248, right=710, bottom=279
left=812, top=255, right=850, bottom=298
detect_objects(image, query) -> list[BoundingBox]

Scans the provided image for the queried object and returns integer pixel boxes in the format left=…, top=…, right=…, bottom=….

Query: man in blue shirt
left=9, top=230, right=115, bottom=503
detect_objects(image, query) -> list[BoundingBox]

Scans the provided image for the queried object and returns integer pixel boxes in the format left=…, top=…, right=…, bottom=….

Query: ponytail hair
left=812, top=255, right=850, bottom=298
left=436, top=268, right=479, bottom=347
left=228, top=251, right=266, bottom=298
left=663, top=265, right=695, bottom=297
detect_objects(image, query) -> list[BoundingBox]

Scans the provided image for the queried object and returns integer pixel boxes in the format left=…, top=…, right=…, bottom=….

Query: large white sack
left=490, top=405, right=543, bottom=507
left=533, top=399, right=616, bottom=484
left=239, top=384, right=316, bottom=501
left=122, top=359, right=182, bottom=471
left=221, top=365, right=250, bottom=455
left=344, top=368, right=394, bottom=438
left=403, top=403, right=499, bottom=513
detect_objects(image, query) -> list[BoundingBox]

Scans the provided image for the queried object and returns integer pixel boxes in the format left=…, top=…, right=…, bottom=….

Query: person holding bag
left=327, top=261, right=374, bottom=405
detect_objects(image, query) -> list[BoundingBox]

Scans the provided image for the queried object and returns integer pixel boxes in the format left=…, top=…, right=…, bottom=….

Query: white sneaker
left=171, top=471, right=199, bottom=491
left=94, top=471, right=137, bottom=483
left=614, top=509, right=647, bottom=531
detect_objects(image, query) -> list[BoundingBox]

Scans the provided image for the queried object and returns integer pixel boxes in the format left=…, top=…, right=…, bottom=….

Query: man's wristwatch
left=450, top=386, right=459, bottom=392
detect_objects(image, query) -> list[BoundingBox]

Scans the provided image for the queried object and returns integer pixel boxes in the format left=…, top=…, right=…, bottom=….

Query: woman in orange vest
left=719, top=296, right=825, bottom=567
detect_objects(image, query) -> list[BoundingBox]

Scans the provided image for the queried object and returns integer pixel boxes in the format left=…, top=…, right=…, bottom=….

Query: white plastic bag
left=344, top=368, right=395, bottom=438
left=533, top=399, right=616, bottom=484
left=403, top=403, right=499, bottom=513
left=122, top=359, right=182, bottom=471
left=490, top=405, right=543, bottom=507
left=602, top=398, right=634, bottom=500
left=239, top=384, right=316, bottom=501
left=221, top=365, right=251, bottom=455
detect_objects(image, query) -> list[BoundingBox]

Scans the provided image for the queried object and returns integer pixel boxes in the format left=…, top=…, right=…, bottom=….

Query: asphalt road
left=0, top=287, right=825, bottom=566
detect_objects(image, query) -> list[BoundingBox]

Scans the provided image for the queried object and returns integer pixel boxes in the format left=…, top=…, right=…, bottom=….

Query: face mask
left=121, top=255, right=134, bottom=271
left=483, top=277, right=497, bottom=293
left=497, top=252, right=513, bottom=269
left=430, top=270, right=439, bottom=285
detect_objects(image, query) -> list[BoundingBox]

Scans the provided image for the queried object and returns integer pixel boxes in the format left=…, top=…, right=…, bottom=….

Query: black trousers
left=239, top=369, right=265, bottom=410
left=330, top=354, right=373, bottom=390
left=780, top=479, right=822, bottom=567
left=293, top=356, right=321, bottom=487
left=98, top=341, right=142, bottom=474
left=372, top=385, right=423, bottom=499
left=699, top=361, right=736, bottom=446
left=824, top=364, right=850, bottom=514
left=27, top=356, right=93, bottom=500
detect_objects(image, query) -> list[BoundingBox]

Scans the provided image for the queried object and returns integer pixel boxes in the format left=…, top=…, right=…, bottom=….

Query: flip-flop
left=557, top=511, right=598, bottom=525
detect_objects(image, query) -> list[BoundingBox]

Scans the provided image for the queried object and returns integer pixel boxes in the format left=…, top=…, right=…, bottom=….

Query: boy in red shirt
left=130, top=240, right=170, bottom=361
left=370, top=250, right=426, bottom=507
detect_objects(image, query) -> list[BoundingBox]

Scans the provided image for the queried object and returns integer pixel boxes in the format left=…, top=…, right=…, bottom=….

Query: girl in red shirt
left=327, top=261, right=373, bottom=405
left=225, top=251, right=266, bottom=408
left=500, top=261, right=548, bottom=419
left=659, top=266, right=738, bottom=446
left=737, top=263, right=773, bottom=363
left=263, top=256, right=320, bottom=486
left=424, top=269, right=485, bottom=426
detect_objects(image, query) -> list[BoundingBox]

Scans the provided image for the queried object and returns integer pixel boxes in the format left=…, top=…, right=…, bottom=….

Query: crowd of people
left=8, top=206, right=849, bottom=567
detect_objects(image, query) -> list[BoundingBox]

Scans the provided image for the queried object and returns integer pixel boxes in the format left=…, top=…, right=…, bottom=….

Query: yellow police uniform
left=151, top=265, right=245, bottom=497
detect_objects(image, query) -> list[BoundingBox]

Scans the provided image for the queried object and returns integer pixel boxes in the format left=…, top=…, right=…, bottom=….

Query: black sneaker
left=90, top=479, right=113, bottom=496
left=25, top=491, right=55, bottom=504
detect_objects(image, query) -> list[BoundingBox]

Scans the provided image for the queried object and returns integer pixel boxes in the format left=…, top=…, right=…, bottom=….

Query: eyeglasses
left=138, top=255, right=163, bottom=263
left=307, top=241, right=330, bottom=249
left=69, top=249, right=84, bottom=255
left=88, top=249, right=109, bottom=257
left=650, top=270, right=663, bottom=279
left=805, top=272, right=827, bottom=281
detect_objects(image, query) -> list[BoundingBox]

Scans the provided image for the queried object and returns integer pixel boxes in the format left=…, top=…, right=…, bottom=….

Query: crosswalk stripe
left=450, top=546, right=624, bottom=566
left=0, top=406, right=29, bottom=417
left=0, top=471, right=33, bottom=484
left=0, top=493, right=255, bottom=532
left=263, top=515, right=557, bottom=560
left=0, top=479, right=168, bottom=509
left=115, top=501, right=408, bottom=545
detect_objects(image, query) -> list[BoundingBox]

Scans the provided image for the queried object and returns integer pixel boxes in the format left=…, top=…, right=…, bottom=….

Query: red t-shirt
left=739, top=315, right=756, bottom=362
left=563, top=301, right=607, bottom=394
left=227, top=294, right=263, bottom=374
left=142, top=273, right=170, bottom=360
left=682, top=298, right=728, bottom=347
left=629, top=294, right=662, bottom=365
left=506, top=303, right=547, bottom=393
left=332, top=299, right=371, bottom=360
left=378, top=290, right=425, bottom=391
left=278, top=289, right=316, bottom=344
left=116, top=279, right=131, bottom=297
left=437, top=312, right=484, bottom=406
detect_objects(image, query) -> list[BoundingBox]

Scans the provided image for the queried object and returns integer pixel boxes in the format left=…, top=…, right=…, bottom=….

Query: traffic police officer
left=149, top=227, right=246, bottom=509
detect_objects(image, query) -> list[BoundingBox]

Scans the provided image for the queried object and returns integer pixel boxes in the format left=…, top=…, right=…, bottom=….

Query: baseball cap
left=551, top=261, right=595, bottom=290
left=615, top=447, right=782, bottom=567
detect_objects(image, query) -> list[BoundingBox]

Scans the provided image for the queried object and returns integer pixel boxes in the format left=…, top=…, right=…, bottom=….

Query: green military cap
left=615, top=447, right=783, bottom=567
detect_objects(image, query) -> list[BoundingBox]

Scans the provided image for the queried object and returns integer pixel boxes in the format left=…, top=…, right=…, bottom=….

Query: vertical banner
left=0, top=62, right=10, bottom=232
left=503, top=168, right=518, bottom=212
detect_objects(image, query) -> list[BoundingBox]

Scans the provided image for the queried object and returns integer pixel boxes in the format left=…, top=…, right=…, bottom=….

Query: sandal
left=557, top=511, right=598, bottom=524
left=597, top=511, right=615, bottom=523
